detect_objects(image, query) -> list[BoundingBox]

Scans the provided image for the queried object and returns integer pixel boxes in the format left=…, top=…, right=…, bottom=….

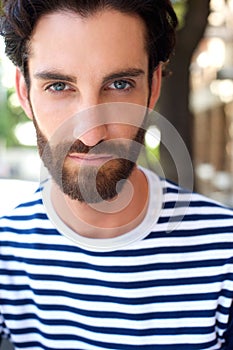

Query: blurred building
left=191, top=0, right=233, bottom=206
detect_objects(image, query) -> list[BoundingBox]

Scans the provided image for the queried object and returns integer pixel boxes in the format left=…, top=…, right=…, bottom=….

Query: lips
left=68, top=153, right=114, bottom=166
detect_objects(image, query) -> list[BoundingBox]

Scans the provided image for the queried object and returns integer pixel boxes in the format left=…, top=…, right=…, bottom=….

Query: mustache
left=68, top=139, right=124, bottom=155
left=42, top=139, right=134, bottom=161
left=69, top=140, right=105, bottom=154
left=67, top=127, right=145, bottom=155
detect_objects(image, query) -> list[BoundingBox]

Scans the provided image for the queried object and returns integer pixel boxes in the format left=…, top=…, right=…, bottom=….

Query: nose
left=79, top=124, right=108, bottom=147
left=76, top=97, right=108, bottom=147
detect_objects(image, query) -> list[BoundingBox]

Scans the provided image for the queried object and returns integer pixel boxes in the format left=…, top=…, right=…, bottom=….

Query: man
left=0, top=1, right=233, bottom=349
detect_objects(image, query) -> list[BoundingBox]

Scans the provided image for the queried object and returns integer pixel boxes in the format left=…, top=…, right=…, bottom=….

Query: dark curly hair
left=0, top=0, right=178, bottom=87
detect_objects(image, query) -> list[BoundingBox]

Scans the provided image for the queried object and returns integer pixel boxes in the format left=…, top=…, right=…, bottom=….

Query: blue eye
left=50, top=82, right=67, bottom=91
left=45, top=82, right=73, bottom=94
left=109, top=80, right=132, bottom=90
left=114, top=80, right=129, bottom=89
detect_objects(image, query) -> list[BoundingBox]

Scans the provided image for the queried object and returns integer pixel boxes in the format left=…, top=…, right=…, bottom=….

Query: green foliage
left=0, top=1, right=3, bottom=15
left=0, top=87, right=28, bottom=147
left=172, top=0, right=188, bottom=29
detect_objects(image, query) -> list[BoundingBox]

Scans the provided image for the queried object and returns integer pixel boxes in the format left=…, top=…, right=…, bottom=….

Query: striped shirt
left=0, top=168, right=233, bottom=350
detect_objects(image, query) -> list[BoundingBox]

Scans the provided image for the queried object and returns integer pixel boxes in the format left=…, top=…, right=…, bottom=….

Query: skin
left=16, top=9, right=162, bottom=238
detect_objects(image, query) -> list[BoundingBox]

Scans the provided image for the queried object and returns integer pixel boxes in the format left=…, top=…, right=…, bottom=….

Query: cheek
left=29, top=96, right=71, bottom=140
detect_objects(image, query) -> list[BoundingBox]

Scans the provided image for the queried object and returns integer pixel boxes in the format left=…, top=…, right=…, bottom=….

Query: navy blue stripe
left=0, top=287, right=221, bottom=304
left=1, top=269, right=232, bottom=288
left=164, top=200, right=231, bottom=209
left=10, top=320, right=215, bottom=336
left=1, top=240, right=233, bottom=256
left=12, top=340, right=219, bottom=350
left=2, top=303, right=216, bottom=321
left=148, top=225, right=233, bottom=239
left=158, top=213, right=233, bottom=224
left=11, top=330, right=218, bottom=350
left=1, top=213, right=48, bottom=221
left=16, top=199, right=43, bottom=208
left=162, top=185, right=191, bottom=195
left=0, top=254, right=230, bottom=272
left=0, top=228, right=58, bottom=235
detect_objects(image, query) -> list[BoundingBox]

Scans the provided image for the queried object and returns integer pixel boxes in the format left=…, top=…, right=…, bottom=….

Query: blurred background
left=1, top=0, right=233, bottom=213
left=0, top=0, right=233, bottom=349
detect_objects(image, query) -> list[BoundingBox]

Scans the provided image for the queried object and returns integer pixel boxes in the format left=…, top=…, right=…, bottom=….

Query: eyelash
left=45, top=82, right=74, bottom=94
left=106, top=80, right=135, bottom=91
left=44, top=79, right=135, bottom=95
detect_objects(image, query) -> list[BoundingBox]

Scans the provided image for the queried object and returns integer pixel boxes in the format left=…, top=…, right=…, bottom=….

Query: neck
left=51, top=166, right=149, bottom=239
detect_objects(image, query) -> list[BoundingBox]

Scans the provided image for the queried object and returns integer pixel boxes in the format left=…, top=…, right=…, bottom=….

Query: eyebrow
left=33, top=68, right=145, bottom=84
left=102, top=68, right=145, bottom=84
left=34, top=71, right=77, bottom=83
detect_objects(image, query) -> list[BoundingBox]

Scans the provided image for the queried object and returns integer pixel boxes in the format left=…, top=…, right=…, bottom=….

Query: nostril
left=78, top=124, right=108, bottom=147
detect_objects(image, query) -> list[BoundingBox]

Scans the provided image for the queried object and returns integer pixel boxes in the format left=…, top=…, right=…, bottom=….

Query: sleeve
left=224, top=300, right=233, bottom=349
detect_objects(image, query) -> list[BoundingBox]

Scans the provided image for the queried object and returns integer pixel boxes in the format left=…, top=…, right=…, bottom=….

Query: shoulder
left=157, top=177, right=233, bottom=241
left=142, top=167, right=233, bottom=236
left=0, top=182, right=48, bottom=231
left=143, top=166, right=233, bottom=214
left=0, top=179, right=39, bottom=217
left=161, top=177, right=233, bottom=216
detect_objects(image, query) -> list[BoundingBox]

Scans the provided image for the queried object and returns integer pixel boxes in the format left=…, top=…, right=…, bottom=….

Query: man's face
left=17, top=9, right=161, bottom=203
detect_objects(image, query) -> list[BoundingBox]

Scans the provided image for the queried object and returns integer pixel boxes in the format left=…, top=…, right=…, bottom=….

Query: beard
left=33, top=117, right=146, bottom=204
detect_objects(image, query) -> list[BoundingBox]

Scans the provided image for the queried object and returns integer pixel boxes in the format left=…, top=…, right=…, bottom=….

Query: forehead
left=28, top=9, right=148, bottom=72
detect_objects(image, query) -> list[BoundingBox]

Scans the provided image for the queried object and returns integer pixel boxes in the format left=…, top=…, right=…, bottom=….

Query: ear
left=148, top=64, right=162, bottom=110
left=15, top=68, right=33, bottom=119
